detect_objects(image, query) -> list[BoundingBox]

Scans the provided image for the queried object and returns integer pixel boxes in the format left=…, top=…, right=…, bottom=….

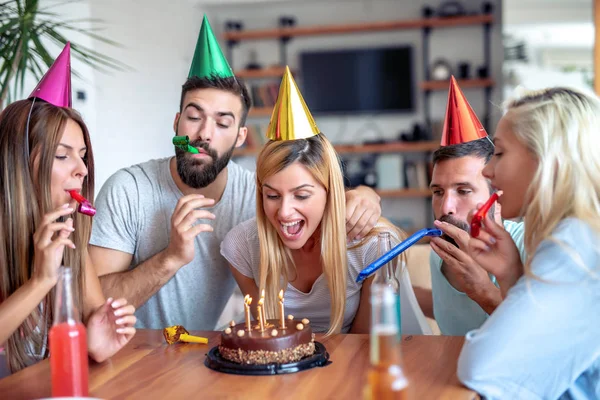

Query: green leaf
left=0, top=0, right=131, bottom=105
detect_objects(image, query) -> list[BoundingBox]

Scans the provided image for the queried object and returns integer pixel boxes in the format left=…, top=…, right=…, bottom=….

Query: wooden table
left=0, top=330, right=478, bottom=399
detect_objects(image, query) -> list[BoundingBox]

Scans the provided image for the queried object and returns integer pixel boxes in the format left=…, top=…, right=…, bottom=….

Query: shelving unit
left=248, top=107, right=274, bottom=118
left=421, top=11, right=494, bottom=131
left=226, top=12, right=495, bottom=128
left=225, top=9, right=495, bottom=228
left=235, top=140, right=439, bottom=157
left=420, top=78, right=494, bottom=91
left=377, top=188, right=431, bottom=198
left=235, top=66, right=289, bottom=79
left=223, top=15, right=493, bottom=41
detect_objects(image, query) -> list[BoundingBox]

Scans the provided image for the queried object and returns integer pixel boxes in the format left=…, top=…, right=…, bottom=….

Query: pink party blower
left=68, top=190, right=96, bottom=217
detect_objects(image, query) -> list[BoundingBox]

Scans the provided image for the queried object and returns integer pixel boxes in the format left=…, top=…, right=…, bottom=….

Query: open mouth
left=280, top=220, right=305, bottom=240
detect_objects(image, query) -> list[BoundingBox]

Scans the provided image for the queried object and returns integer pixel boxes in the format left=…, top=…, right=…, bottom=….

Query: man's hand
left=345, top=186, right=381, bottom=241
left=163, top=194, right=215, bottom=270
left=430, top=220, right=502, bottom=314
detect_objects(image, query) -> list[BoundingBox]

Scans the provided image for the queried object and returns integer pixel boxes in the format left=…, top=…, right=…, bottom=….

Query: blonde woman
left=456, top=88, right=600, bottom=399
left=221, top=134, right=406, bottom=334
left=0, top=99, right=136, bottom=375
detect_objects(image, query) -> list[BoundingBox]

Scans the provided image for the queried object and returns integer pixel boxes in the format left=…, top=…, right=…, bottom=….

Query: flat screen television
left=300, top=46, right=414, bottom=114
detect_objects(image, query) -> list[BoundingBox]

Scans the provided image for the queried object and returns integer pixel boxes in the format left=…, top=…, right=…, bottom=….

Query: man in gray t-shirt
left=91, top=157, right=256, bottom=330
left=90, top=77, right=382, bottom=331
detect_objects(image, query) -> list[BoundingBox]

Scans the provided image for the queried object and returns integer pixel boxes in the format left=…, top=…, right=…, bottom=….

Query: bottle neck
left=370, top=284, right=399, bottom=334
left=52, top=267, right=80, bottom=326
left=374, top=232, right=400, bottom=290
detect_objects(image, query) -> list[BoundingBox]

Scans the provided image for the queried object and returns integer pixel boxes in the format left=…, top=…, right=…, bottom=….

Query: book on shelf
left=403, top=159, right=430, bottom=190
left=248, top=82, right=279, bottom=108
left=244, top=124, right=269, bottom=150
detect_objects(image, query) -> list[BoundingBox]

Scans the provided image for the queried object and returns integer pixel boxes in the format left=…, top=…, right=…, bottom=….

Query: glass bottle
left=364, top=284, right=409, bottom=400
left=374, top=232, right=402, bottom=334
left=49, top=266, right=89, bottom=397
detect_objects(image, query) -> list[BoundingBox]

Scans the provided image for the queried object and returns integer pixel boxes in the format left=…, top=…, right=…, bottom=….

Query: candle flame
left=248, top=296, right=252, bottom=305
left=261, top=289, right=265, bottom=298
left=279, top=289, right=284, bottom=300
left=244, top=294, right=249, bottom=303
left=258, top=298, right=264, bottom=306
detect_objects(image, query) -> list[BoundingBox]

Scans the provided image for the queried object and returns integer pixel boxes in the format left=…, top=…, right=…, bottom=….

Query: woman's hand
left=467, top=209, right=524, bottom=297
left=86, top=298, right=136, bottom=363
left=32, top=203, right=76, bottom=286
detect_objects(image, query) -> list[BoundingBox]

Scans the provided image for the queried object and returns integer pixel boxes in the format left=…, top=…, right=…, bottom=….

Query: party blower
left=163, top=325, right=208, bottom=345
left=68, top=190, right=96, bottom=217
left=172, top=136, right=199, bottom=154
left=470, top=192, right=499, bottom=238
left=356, top=228, right=442, bottom=283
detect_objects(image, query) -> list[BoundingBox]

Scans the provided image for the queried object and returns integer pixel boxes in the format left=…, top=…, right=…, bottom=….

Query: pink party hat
left=28, top=42, right=72, bottom=107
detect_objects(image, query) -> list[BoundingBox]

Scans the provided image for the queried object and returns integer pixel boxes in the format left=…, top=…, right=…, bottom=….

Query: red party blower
left=470, top=192, right=499, bottom=238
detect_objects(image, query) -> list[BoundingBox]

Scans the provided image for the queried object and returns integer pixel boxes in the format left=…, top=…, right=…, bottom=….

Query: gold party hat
left=266, top=66, right=320, bottom=141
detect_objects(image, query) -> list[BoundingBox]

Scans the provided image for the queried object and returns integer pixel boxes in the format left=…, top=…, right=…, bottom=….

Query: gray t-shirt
left=90, top=157, right=256, bottom=330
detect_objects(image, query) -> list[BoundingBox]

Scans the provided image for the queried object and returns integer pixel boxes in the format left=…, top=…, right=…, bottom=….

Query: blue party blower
left=356, top=228, right=443, bottom=283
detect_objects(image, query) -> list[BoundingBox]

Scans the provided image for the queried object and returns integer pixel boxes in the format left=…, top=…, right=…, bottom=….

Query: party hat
left=266, top=66, right=320, bottom=141
left=439, top=76, right=487, bottom=146
left=188, top=15, right=234, bottom=79
left=28, top=42, right=72, bottom=107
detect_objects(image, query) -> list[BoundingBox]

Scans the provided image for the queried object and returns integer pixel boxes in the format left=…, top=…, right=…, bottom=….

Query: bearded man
left=414, top=138, right=526, bottom=335
left=89, top=17, right=381, bottom=330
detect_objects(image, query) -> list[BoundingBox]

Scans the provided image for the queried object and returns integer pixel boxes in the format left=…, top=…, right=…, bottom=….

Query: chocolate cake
left=219, top=317, right=315, bottom=365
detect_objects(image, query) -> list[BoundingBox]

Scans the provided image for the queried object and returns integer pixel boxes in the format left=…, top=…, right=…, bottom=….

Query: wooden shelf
left=234, top=141, right=439, bottom=157
left=334, top=141, right=439, bottom=154
left=234, top=146, right=262, bottom=157
left=377, top=189, right=432, bottom=198
left=248, top=80, right=493, bottom=117
left=420, top=78, right=494, bottom=91
left=235, top=67, right=288, bottom=79
left=248, top=107, right=274, bottom=117
left=223, top=15, right=493, bottom=41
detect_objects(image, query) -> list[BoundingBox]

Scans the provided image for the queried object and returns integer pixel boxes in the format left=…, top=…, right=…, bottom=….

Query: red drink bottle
left=49, top=266, right=89, bottom=397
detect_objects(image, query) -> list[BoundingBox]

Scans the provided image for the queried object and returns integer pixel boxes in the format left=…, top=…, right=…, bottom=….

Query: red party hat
left=440, top=76, right=487, bottom=146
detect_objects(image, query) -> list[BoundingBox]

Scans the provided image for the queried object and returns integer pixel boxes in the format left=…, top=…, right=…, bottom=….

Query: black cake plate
left=204, top=341, right=330, bottom=375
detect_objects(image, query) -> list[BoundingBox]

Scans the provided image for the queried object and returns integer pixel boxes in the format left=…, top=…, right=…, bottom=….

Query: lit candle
left=279, top=289, right=286, bottom=329
left=244, top=295, right=252, bottom=332
left=257, top=298, right=265, bottom=332
left=260, top=289, right=267, bottom=326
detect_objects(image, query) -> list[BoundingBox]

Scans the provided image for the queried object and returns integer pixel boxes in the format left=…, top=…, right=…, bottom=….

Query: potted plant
left=0, top=0, right=129, bottom=109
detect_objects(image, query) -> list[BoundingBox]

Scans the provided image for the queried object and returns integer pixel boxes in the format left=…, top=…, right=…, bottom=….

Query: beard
left=438, top=214, right=470, bottom=248
left=175, top=135, right=238, bottom=189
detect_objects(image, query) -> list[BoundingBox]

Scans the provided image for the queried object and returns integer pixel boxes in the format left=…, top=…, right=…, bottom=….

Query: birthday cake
left=219, top=316, right=315, bottom=365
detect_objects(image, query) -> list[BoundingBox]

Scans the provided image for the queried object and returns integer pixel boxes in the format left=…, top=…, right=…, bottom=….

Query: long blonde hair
left=503, top=87, right=600, bottom=275
left=0, top=99, right=95, bottom=372
left=256, top=134, right=408, bottom=334
left=256, top=134, right=347, bottom=334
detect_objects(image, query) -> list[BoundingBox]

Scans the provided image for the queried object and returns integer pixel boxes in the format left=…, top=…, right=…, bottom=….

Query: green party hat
left=188, top=15, right=234, bottom=79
